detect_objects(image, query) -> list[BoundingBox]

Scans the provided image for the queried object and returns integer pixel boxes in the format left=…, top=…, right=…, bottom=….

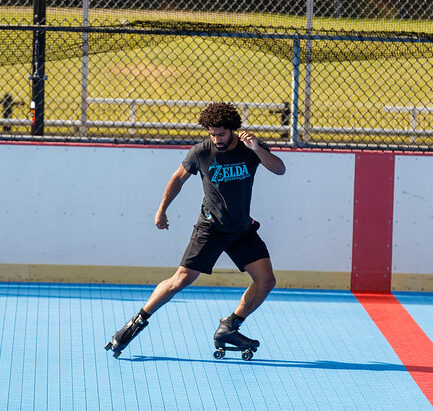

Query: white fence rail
left=85, top=98, right=290, bottom=135
left=383, top=106, right=433, bottom=141
left=0, top=98, right=292, bottom=137
left=1, top=99, right=433, bottom=142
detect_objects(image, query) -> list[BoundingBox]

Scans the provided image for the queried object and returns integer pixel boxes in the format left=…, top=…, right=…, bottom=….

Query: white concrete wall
left=393, top=155, right=433, bottom=275
left=0, top=144, right=355, bottom=273
left=253, top=151, right=354, bottom=273
left=1, top=143, right=431, bottom=277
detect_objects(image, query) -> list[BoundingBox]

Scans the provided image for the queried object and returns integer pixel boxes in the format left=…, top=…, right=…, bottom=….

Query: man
left=105, top=102, right=285, bottom=359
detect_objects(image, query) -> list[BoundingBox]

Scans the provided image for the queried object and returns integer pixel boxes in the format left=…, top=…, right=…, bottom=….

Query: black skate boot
left=213, top=316, right=259, bottom=361
left=105, top=313, right=149, bottom=358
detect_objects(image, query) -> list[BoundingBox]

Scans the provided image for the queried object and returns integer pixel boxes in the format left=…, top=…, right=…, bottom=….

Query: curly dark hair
left=198, top=102, right=242, bottom=131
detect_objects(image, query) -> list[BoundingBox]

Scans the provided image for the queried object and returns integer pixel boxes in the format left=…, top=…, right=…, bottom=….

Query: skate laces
left=122, top=314, right=144, bottom=341
left=229, top=317, right=243, bottom=330
left=226, top=317, right=257, bottom=343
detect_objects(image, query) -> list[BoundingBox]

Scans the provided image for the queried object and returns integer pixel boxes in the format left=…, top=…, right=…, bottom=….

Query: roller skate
left=104, top=312, right=148, bottom=358
left=213, top=316, right=259, bottom=361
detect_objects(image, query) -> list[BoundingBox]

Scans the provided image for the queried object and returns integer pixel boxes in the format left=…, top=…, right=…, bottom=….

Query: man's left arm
left=239, top=131, right=286, bottom=175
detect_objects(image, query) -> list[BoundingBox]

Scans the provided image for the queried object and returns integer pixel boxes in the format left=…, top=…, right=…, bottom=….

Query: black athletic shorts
left=180, top=220, right=270, bottom=274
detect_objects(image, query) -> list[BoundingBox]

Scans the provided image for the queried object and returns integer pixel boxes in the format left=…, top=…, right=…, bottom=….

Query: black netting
left=2, top=22, right=432, bottom=66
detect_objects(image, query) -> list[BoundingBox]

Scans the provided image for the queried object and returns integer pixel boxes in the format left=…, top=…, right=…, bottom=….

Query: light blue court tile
left=32, top=296, right=50, bottom=411
left=246, top=289, right=432, bottom=411
left=47, top=286, right=62, bottom=411
left=0, top=294, right=21, bottom=411
left=1, top=283, right=433, bottom=411
left=71, top=296, right=94, bottom=411
left=394, top=292, right=433, bottom=342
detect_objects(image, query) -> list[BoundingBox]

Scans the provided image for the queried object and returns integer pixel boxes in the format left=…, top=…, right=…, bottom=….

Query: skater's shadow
left=120, top=356, right=433, bottom=373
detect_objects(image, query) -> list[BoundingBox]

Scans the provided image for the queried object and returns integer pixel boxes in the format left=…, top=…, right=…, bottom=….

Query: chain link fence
left=0, top=1, right=432, bottom=150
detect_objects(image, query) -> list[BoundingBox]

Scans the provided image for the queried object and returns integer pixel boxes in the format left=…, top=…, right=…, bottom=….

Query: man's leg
left=213, top=258, right=275, bottom=352
left=233, top=257, right=276, bottom=318
left=105, top=266, right=200, bottom=357
left=142, top=266, right=200, bottom=314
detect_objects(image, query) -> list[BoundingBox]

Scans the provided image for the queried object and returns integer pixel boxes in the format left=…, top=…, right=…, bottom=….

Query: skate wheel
left=104, top=342, right=113, bottom=351
left=241, top=350, right=253, bottom=361
left=213, top=349, right=225, bottom=360
left=113, top=351, right=122, bottom=359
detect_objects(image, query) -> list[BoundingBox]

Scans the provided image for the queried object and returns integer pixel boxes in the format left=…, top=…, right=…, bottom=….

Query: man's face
left=208, top=126, right=234, bottom=151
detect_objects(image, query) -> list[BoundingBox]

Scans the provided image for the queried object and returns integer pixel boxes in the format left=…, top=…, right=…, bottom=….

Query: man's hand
left=155, top=209, right=169, bottom=230
left=239, top=131, right=259, bottom=151
left=154, top=164, right=191, bottom=231
left=240, top=131, right=286, bottom=175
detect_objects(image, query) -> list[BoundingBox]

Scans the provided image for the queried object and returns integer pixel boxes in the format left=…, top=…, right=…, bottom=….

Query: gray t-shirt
left=182, top=138, right=269, bottom=232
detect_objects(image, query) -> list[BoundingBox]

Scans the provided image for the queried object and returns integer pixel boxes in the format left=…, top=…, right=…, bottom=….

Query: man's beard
left=215, top=132, right=234, bottom=151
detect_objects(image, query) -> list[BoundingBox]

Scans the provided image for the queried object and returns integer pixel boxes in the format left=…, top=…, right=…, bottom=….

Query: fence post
left=81, top=0, right=89, bottom=137
left=2, top=94, right=13, bottom=132
left=30, top=0, right=46, bottom=136
left=281, top=101, right=290, bottom=138
left=129, top=101, right=136, bottom=136
left=2, top=94, right=24, bottom=133
left=304, top=0, right=314, bottom=142
left=290, top=37, right=301, bottom=146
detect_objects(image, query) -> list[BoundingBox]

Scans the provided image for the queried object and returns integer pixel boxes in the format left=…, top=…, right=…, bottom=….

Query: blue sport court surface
left=0, top=282, right=432, bottom=410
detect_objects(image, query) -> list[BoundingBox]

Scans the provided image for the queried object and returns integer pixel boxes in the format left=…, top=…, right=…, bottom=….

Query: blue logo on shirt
left=208, top=157, right=251, bottom=185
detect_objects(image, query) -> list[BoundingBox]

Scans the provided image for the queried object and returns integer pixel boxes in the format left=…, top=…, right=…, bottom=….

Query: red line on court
left=355, top=292, right=433, bottom=405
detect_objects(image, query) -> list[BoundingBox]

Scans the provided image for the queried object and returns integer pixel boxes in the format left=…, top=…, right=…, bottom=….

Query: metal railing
left=85, top=98, right=290, bottom=136
left=0, top=98, right=291, bottom=140
left=2, top=100, right=432, bottom=145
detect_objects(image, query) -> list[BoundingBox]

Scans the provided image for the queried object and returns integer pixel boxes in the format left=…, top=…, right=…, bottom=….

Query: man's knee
left=256, top=272, right=276, bottom=293
left=265, top=273, right=277, bottom=291
left=246, top=258, right=276, bottom=292
left=170, top=266, right=200, bottom=290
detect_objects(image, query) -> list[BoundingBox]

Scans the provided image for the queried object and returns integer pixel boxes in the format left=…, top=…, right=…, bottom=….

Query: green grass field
left=1, top=7, right=432, bottom=147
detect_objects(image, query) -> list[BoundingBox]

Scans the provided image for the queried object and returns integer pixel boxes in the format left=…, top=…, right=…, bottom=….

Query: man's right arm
left=155, top=164, right=191, bottom=230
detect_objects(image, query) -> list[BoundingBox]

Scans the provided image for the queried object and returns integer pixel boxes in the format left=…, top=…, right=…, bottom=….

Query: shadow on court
left=119, top=355, right=433, bottom=373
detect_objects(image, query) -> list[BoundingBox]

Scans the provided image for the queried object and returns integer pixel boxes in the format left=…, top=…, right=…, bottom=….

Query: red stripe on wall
left=351, top=153, right=395, bottom=292
left=355, top=292, right=433, bottom=405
